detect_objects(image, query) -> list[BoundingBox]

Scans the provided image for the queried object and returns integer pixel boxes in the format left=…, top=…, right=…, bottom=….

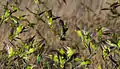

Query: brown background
left=0, top=0, right=120, bottom=69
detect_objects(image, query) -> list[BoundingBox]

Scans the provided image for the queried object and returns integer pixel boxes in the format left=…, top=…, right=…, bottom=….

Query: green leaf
left=24, top=43, right=29, bottom=49
left=85, top=33, right=91, bottom=43
left=67, top=47, right=75, bottom=57
left=16, top=25, right=23, bottom=34
left=11, top=17, right=18, bottom=24
left=8, top=47, right=15, bottom=58
left=11, top=5, right=19, bottom=11
left=79, top=59, right=91, bottom=67
left=74, top=58, right=81, bottom=62
left=103, top=48, right=110, bottom=58
left=98, top=29, right=102, bottom=36
left=76, top=30, right=84, bottom=41
left=117, top=40, right=120, bottom=48
left=106, top=40, right=117, bottom=47
left=53, top=54, right=58, bottom=62
left=27, top=48, right=35, bottom=54
left=26, top=65, right=32, bottom=69
left=59, top=48, right=65, bottom=55
left=1, top=15, right=4, bottom=19
left=98, top=64, right=102, bottom=69
left=37, top=55, right=41, bottom=64
left=60, top=57, right=66, bottom=68
left=49, top=55, right=53, bottom=59
left=48, top=17, right=53, bottom=26
left=23, top=56, right=29, bottom=61
left=4, top=9, right=10, bottom=18
left=96, top=27, right=103, bottom=39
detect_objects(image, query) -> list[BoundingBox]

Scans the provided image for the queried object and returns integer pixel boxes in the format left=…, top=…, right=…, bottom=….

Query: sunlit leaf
left=48, top=17, right=53, bottom=26
left=4, top=9, right=10, bottom=18
left=8, top=47, right=15, bottom=58
left=27, top=48, right=35, bottom=54
left=90, top=42, right=97, bottom=50
left=67, top=47, right=75, bottom=57
left=103, top=47, right=110, bottom=58
left=67, top=53, right=79, bottom=62
left=75, top=30, right=84, bottom=41
left=85, top=33, right=91, bottom=43
left=24, top=43, right=29, bottom=49
left=4, top=17, right=9, bottom=22
left=11, top=5, right=19, bottom=11
left=74, top=58, right=81, bottom=62
left=1, top=15, right=4, bottom=19
left=11, top=17, right=18, bottom=24
left=49, top=55, right=53, bottom=59
left=45, top=10, right=52, bottom=19
left=8, top=34, right=14, bottom=40
left=117, top=40, right=120, bottom=48
left=23, top=56, right=29, bottom=61
left=60, top=57, right=65, bottom=68
left=79, top=59, right=91, bottom=66
left=16, top=25, right=24, bottom=34
left=59, top=48, right=65, bottom=55
left=97, top=27, right=103, bottom=38
left=53, top=54, right=58, bottom=62
left=106, top=40, right=117, bottom=47
left=26, top=65, right=32, bottom=69
left=98, top=64, right=102, bottom=69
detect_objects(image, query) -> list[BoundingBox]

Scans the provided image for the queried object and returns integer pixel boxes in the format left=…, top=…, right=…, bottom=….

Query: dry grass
left=0, top=0, right=120, bottom=69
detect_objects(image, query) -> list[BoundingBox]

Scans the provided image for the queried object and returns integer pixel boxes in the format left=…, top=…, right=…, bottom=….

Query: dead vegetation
left=0, top=0, right=120, bottom=69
